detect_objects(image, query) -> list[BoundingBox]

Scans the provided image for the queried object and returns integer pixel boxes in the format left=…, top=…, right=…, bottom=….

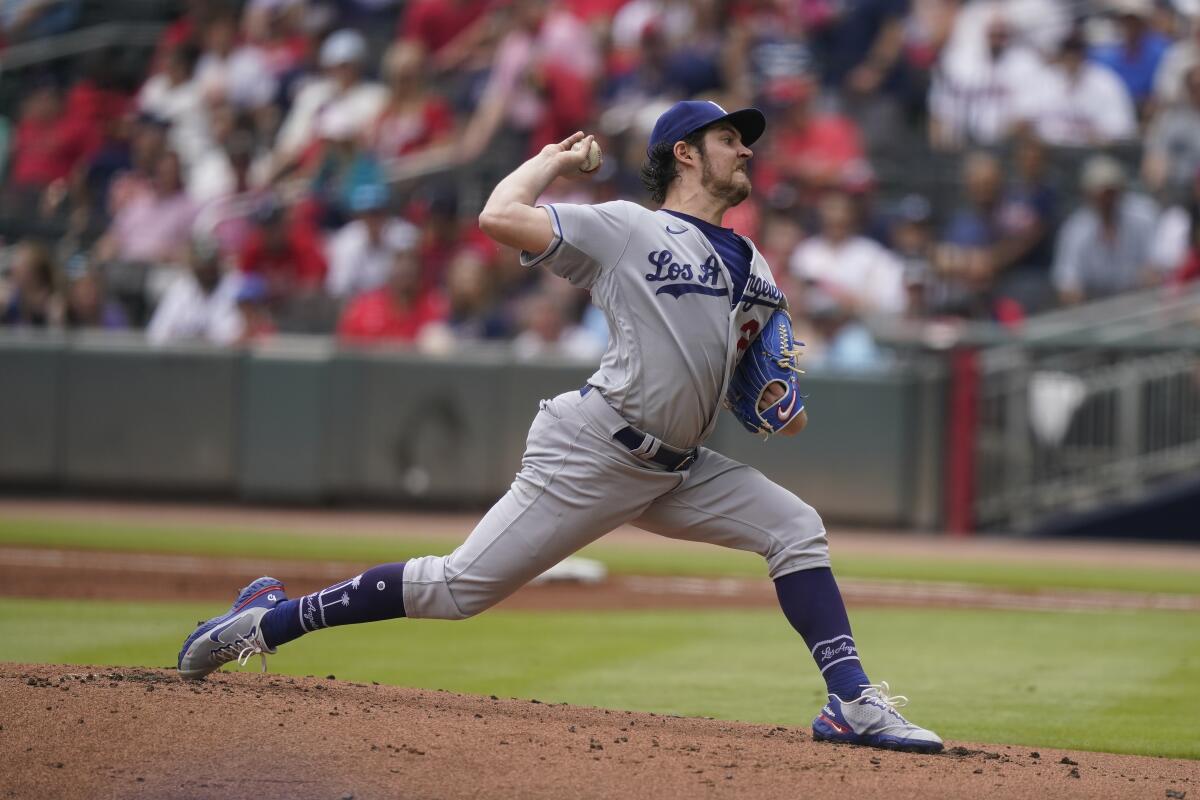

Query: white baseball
left=572, top=138, right=602, bottom=173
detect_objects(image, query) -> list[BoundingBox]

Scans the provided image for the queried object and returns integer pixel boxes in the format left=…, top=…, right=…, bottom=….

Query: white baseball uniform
left=403, top=200, right=829, bottom=620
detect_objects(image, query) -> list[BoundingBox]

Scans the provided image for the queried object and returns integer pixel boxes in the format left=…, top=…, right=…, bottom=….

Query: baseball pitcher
left=178, top=100, right=943, bottom=753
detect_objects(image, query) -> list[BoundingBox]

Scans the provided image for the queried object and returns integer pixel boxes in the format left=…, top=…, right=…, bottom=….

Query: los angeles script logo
left=644, top=249, right=783, bottom=311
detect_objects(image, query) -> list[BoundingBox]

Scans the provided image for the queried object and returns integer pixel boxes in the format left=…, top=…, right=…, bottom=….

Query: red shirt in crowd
left=756, top=114, right=865, bottom=196
left=368, top=97, right=454, bottom=158
left=1177, top=250, right=1200, bottom=285
left=238, top=225, right=328, bottom=292
left=337, top=289, right=447, bottom=342
left=400, top=0, right=490, bottom=55
left=10, top=114, right=88, bottom=188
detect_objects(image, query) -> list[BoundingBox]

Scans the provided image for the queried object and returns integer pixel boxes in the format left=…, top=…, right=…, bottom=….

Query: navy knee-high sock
left=260, top=562, right=407, bottom=649
left=774, top=567, right=870, bottom=701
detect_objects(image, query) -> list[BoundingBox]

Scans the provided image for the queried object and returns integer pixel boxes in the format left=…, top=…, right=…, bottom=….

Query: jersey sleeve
left=520, top=201, right=632, bottom=288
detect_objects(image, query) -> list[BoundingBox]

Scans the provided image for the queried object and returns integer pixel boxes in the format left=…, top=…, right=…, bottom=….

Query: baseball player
left=178, top=100, right=943, bottom=754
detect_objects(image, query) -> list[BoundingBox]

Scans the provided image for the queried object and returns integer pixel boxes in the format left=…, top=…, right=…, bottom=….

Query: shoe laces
left=236, top=640, right=269, bottom=673
left=209, top=631, right=269, bottom=673
left=859, top=681, right=910, bottom=717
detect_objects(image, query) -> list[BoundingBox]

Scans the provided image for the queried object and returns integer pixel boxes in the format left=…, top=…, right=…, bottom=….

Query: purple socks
left=260, top=562, right=407, bottom=649
left=774, top=567, right=870, bottom=701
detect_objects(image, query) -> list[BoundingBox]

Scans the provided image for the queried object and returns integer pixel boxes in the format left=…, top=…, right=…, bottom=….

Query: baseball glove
left=725, top=308, right=805, bottom=435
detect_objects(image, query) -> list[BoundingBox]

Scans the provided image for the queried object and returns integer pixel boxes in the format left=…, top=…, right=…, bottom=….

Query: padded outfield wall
left=0, top=333, right=945, bottom=528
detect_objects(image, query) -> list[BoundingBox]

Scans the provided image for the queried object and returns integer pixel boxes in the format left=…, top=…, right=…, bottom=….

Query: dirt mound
left=2, top=664, right=1195, bottom=800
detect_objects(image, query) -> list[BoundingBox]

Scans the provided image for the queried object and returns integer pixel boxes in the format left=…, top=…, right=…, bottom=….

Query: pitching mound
left=2, top=664, right=1195, bottom=800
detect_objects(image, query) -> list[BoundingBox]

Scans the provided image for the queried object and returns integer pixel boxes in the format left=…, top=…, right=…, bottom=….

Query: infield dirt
left=3, top=664, right=1197, bottom=800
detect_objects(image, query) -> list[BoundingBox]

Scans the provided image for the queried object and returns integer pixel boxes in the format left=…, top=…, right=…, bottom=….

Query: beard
left=701, top=157, right=751, bottom=207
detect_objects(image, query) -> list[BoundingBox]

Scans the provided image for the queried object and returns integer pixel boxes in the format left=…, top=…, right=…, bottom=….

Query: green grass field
left=3, top=516, right=1199, bottom=594
left=1, top=598, right=1197, bottom=759
left=2, top=514, right=1199, bottom=759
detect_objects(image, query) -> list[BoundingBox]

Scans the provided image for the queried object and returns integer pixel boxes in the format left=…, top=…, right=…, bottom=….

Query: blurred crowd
left=1, top=0, right=1199, bottom=368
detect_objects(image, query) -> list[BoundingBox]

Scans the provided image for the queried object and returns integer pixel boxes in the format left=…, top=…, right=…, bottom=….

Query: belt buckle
left=672, top=451, right=696, bottom=471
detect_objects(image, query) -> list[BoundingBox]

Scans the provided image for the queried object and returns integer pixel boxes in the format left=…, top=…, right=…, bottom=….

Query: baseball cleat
left=812, top=681, right=943, bottom=753
left=177, top=576, right=287, bottom=681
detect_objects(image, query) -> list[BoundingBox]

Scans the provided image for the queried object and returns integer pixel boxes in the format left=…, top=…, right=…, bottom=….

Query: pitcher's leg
left=179, top=401, right=673, bottom=680
left=633, top=448, right=942, bottom=752
left=633, top=450, right=868, bottom=694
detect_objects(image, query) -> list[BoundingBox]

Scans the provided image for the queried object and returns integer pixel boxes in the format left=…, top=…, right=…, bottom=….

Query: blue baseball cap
left=647, top=100, right=766, bottom=156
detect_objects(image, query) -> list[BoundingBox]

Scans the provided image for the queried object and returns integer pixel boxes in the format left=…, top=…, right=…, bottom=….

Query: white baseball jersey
left=522, top=200, right=786, bottom=449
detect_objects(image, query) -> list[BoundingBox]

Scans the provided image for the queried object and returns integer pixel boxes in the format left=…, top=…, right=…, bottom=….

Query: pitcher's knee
left=400, top=555, right=518, bottom=620
left=765, top=498, right=830, bottom=578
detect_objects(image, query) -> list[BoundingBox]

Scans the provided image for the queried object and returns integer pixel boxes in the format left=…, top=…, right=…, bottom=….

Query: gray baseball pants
left=403, top=388, right=830, bottom=620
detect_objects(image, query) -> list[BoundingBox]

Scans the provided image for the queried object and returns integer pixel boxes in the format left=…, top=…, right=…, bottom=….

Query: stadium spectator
left=62, top=254, right=127, bottom=330
left=0, top=239, right=62, bottom=328
left=306, top=112, right=387, bottom=228
left=270, top=29, right=388, bottom=178
left=137, top=45, right=211, bottom=170
left=789, top=190, right=907, bottom=315
left=238, top=198, right=327, bottom=300
left=398, top=0, right=493, bottom=72
left=94, top=150, right=196, bottom=268
left=930, top=151, right=1005, bottom=318
left=189, top=114, right=270, bottom=205
left=928, top=14, right=1048, bottom=149
left=938, top=0, right=1070, bottom=73
left=420, top=248, right=515, bottom=351
left=1142, top=65, right=1200, bottom=197
left=603, top=14, right=722, bottom=125
left=757, top=208, right=806, bottom=298
left=325, top=184, right=418, bottom=300
left=1154, top=15, right=1200, bottom=107
left=413, top=189, right=497, bottom=291
left=512, top=289, right=604, bottom=361
left=1148, top=171, right=1197, bottom=276
left=755, top=76, right=867, bottom=200
left=366, top=41, right=456, bottom=179
left=146, top=235, right=243, bottom=345
left=6, top=85, right=88, bottom=200
left=104, top=114, right=169, bottom=217
left=807, top=0, right=910, bottom=146
left=887, top=193, right=942, bottom=317
left=459, top=1, right=597, bottom=164
left=442, top=248, right=513, bottom=340
left=232, top=273, right=276, bottom=343
left=1088, top=0, right=1169, bottom=109
left=240, top=0, right=310, bottom=88
left=193, top=11, right=278, bottom=112
left=1016, top=29, right=1137, bottom=147
left=337, top=249, right=447, bottom=342
left=795, top=283, right=891, bottom=372
left=1052, top=155, right=1160, bottom=305
left=992, top=135, right=1060, bottom=314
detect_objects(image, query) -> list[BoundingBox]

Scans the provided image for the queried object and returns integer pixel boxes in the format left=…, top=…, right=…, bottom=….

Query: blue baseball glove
left=725, top=308, right=805, bottom=435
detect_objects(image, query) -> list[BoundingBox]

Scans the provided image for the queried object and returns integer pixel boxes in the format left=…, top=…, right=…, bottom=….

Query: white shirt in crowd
left=939, top=0, right=1070, bottom=69
left=789, top=236, right=908, bottom=315
left=194, top=46, right=278, bottom=110
left=1015, top=62, right=1137, bottom=147
left=325, top=217, right=419, bottom=299
left=187, top=150, right=273, bottom=205
left=146, top=271, right=244, bottom=346
left=137, top=74, right=212, bottom=168
left=1153, top=38, right=1198, bottom=106
left=274, top=77, right=388, bottom=164
left=930, top=45, right=1047, bottom=146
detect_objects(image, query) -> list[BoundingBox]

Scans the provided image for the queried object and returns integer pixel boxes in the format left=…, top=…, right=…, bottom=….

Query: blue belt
left=580, top=385, right=697, bottom=472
